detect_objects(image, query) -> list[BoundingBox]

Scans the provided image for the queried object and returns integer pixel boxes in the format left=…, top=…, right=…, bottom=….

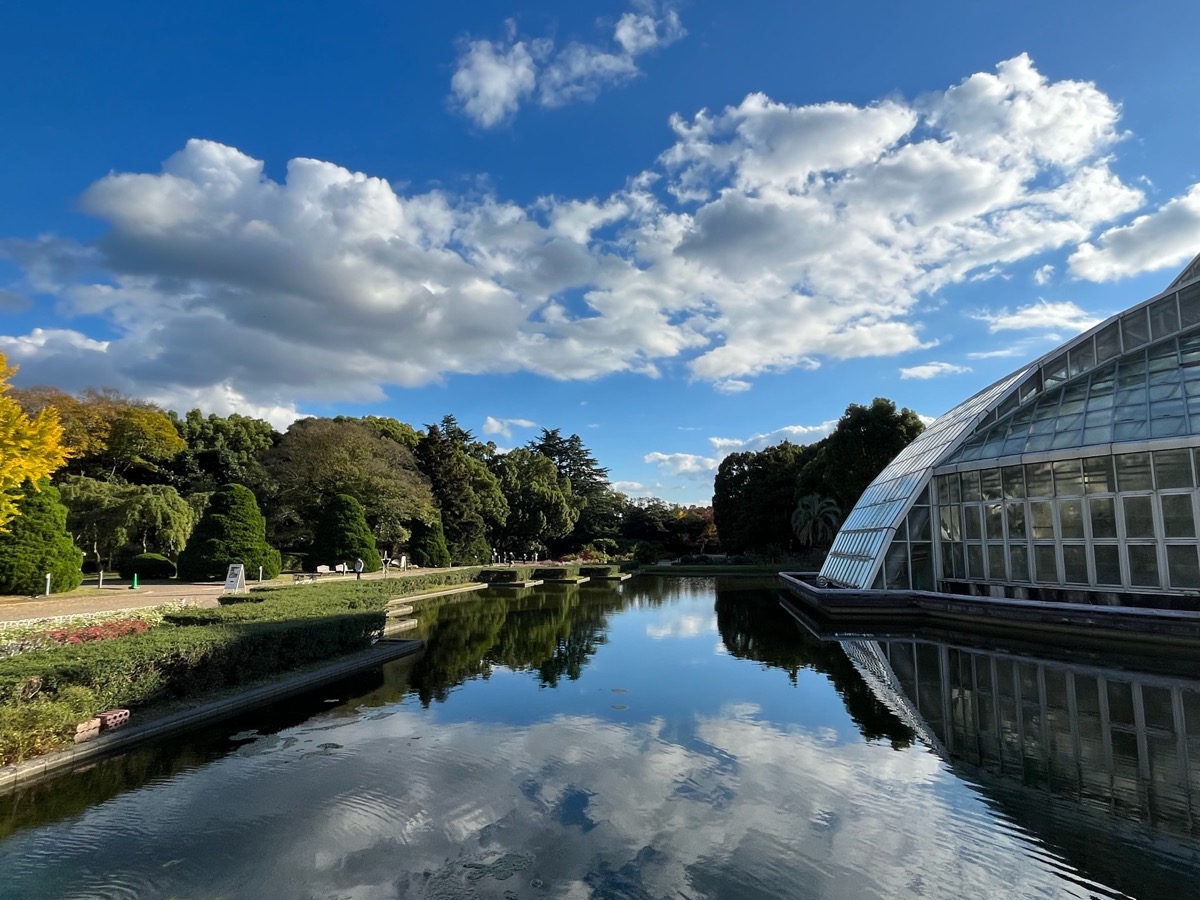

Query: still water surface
left=3, top=576, right=1200, bottom=898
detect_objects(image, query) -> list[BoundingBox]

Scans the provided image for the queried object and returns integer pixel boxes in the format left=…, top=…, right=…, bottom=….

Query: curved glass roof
left=818, top=253, right=1200, bottom=590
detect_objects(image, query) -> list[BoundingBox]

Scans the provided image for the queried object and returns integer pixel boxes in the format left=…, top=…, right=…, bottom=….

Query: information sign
left=223, top=563, right=247, bottom=593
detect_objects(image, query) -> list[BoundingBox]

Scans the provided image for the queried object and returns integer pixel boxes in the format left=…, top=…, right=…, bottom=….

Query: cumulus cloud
left=644, top=451, right=719, bottom=476
left=451, top=3, right=685, bottom=128
left=899, top=361, right=972, bottom=380
left=482, top=415, right=537, bottom=439
left=1068, top=183, right=1200, bottom=281
left=972, top=299, right=1100, bottom=333
left=0, top=56, right=1161, bottom=414
left=1033, top=264, right=1054, bottom=285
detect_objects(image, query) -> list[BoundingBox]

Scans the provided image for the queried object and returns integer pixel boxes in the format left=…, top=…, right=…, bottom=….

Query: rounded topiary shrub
left=118, top=552, right=176, bottom=580
left=409, top=516, right=450, bottom=567
left=176, top=483, right=281, bottom=581
left=308, top=494, right=381, bottom=573
left=0, top=480, right=84, bottom=595
left=633, top=541, right=660, bottom=565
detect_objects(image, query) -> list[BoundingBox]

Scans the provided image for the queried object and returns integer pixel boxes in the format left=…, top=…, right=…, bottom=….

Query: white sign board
left=224, top=563, right=247, bottom=593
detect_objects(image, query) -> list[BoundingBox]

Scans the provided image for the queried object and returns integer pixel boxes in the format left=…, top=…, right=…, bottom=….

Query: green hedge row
left=531, top=565, right=580, bottom=580
left=579, top=565, right=619, bottom=577
left=477, top=567, right=535, bottom=584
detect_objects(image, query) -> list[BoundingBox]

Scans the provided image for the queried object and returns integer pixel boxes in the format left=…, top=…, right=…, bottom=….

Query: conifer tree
left=308, top=494, right=381, bottom=572
left=176, top=483, right=281, bottom=580
left=409, top=515, right=451, bottom=567
left=0, top=480, right=83, bottom=594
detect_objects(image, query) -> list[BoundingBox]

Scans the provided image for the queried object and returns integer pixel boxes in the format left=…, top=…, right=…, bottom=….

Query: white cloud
left=481, top=415, right=537, bottom=439
left=611, top=480, right=648, bottom=493
left=899, top=361, right=972, bottom=380
left=1033, top=264, right=1054, bottom=285
left=644, top=451, right=719, bottom=476
left=972, top=299, right=1100, bottom=333
left=645, top=419, right=838, bottom=480
left=449, top=34, right=538, bottom=129
left=1068, top=183, right=1200, bottom=281
left=451, top=3, right=685, bottom=128
left=713, top=378, right=751, bottom=394
left=0, top=56, right=1161, bottom=413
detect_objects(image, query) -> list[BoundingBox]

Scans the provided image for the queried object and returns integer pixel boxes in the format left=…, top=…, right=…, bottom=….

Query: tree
left=177, top=483, right=281, bottom=581
left=165, top=409, right=278, bottom=494
left=798, top=398, right=925, bottom=512
left=409, top=515, right=451, bottom=567
left=492, top=448, right=578, bottom=555
left=527, top=429, right=616, bottom=552
left=308, top=494, right=382, bottom=572
left=416, top=423, right=490, bottom=564
left=0, top=480, right=83, bottom=594
left=58, top=477, right=196, bottom=570
left=791, top=495, right=842, bottom=548
left=0, top=354, right=69, bottom=531
left=263, top=418, right=436, bottom=554
left=712, top=442, right=817, bottom=553
left=103, top=406, right=187, bottom=479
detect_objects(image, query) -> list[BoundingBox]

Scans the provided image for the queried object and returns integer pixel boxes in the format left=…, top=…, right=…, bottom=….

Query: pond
left=2, top=576, right=1199, bottom=898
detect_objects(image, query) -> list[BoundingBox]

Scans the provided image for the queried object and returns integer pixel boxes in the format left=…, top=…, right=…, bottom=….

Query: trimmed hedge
left=119, top=553, right=176, bottom=580
left=532, top=566, right=580, bottom=580
left=579, top=565, right=618, bottom=577
left=477, top=567, right=535, bottom=584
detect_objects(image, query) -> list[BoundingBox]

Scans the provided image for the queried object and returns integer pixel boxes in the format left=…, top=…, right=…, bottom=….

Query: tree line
left=712, top=397, right=925, bottom=555
left=0, top=352, right=717, bottom=591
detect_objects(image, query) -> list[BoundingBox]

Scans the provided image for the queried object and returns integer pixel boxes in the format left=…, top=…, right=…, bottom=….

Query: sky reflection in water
left=1, top=576, right=1194, bottom=898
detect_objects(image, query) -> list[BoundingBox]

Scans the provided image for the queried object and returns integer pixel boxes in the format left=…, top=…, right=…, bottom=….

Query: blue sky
left=2, top=1, right=1199, bottom=505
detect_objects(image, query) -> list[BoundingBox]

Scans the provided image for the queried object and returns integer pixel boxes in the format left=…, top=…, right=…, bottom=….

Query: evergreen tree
left=0, top=480, right=83, bottom=595
left=526, top=429, right=615, bottom=552
left=177, top=483, right=281, bottom=580
left=410, top=515, right=451, bottom=567
left=416, top=424, right=490, bottom=564
left=308, top=494, right=382, bottom=572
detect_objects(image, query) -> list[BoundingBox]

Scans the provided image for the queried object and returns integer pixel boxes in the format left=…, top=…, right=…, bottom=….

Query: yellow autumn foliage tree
left=0, top=352, right=69, bottom=530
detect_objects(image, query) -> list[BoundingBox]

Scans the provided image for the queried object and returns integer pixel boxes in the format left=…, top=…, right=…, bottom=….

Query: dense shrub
left=118, top=553, right=176, bottom=580
left=0, top=480, right=83, bottom=595
left=579, top=565, right=618, bottom=577
left=477, top=567, right=534, bottom=584
left=632, top=542, right=660, bottom=565
left=532, top=566, right=580, bottom=580
left=0, top=685, right=98, bottom=766
left=177, top=484, right=281, bottom=581
left=409, top=516, right=451, bottom=567
left=308, top=494, right=381, bottom=573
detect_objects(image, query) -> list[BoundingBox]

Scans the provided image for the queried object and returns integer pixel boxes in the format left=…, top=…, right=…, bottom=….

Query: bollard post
left=131, top=573, right=138, bottom=590
left=259, top=566, right=263, bottom=583
left=44, top=573, right=51, bottom=596
left=98, top=569, right=104, bottom=589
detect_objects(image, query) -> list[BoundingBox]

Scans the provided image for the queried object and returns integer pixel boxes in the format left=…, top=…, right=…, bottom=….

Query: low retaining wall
left=0, top=638, right=422, bottom=794
left=778, top=571, right=1200, bottom=649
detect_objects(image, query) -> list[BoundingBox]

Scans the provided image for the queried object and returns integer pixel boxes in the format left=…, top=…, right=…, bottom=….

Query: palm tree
left=791, top=494, right=842, bottom=548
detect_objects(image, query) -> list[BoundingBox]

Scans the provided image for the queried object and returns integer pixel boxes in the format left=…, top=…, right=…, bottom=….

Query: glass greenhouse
left=820, top=253, right=1200, bottom=606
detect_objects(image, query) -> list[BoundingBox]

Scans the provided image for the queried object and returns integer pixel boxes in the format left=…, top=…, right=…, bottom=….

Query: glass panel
left=936, top=474, right=954, bottom=504
left=1052, top=459, right=1083, bottom=496
left=1093, top=544, right=1122, bottom=585
left=1168, top=545, right=1200, bottom=590
left=939, top=506, right=959, bottom=540
left=1122, top=308, right=1150, bottom=349
left=1150, top=295, right=1181, bottom=339
left=1095, top=321, right=1122, bottom=362
left=987, top=544, right=1006, bottom=580
left=1154, top=449, right=1194, bottom=489
left=1059, top=499, right=1085, bottom=539
left=884, top=543, right=909, bottom=589
left=984, top=503, right=1004, bottom=540
left=961, top=470, right=981, bottom=502
left=964, top=505, right=982, bottom=540
left=910, top=543, right=934, bottom=591
left=941, top=540, right=954, bottom=579
left=1069, top=340, right=1096, bottom=377
left=1035, top=545, right=1058, bottom=583
left=908, top=506, right=932, bottom=543
left=1088, top=497, right=1118, bottom=539
left=1128, top=545, right=1160, bottom=588
left=1063, top=545, right=1088, bottom=584
left=1002, top=466, right=1025, bottom=499
left=1025, top=462, right=1054, bottom=497
left=1043, top=354, right=1069, bottom=387
left=1123, top=495, right=1156, bottom=539
left=966, top=544, right=984, bottom=580
left=980, top=469, right=1003, bottom=501
left=1010, top=544, right=1029, bottom=582
left=1083, top=456, right=1115, bottom=493
left=1180, top=284, right=1200, bottom=327
left=1116, top=453, right=1153, bottom=491
left=1031, top=501, right=1055, bottom=539
left=1005, top=501, right=1026, bottom=539
left=1161, top=494, right=1196, bottom=538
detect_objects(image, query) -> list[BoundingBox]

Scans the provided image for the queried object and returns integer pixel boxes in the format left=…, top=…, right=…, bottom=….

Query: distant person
left=354, top=557, right=364, bottom=580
